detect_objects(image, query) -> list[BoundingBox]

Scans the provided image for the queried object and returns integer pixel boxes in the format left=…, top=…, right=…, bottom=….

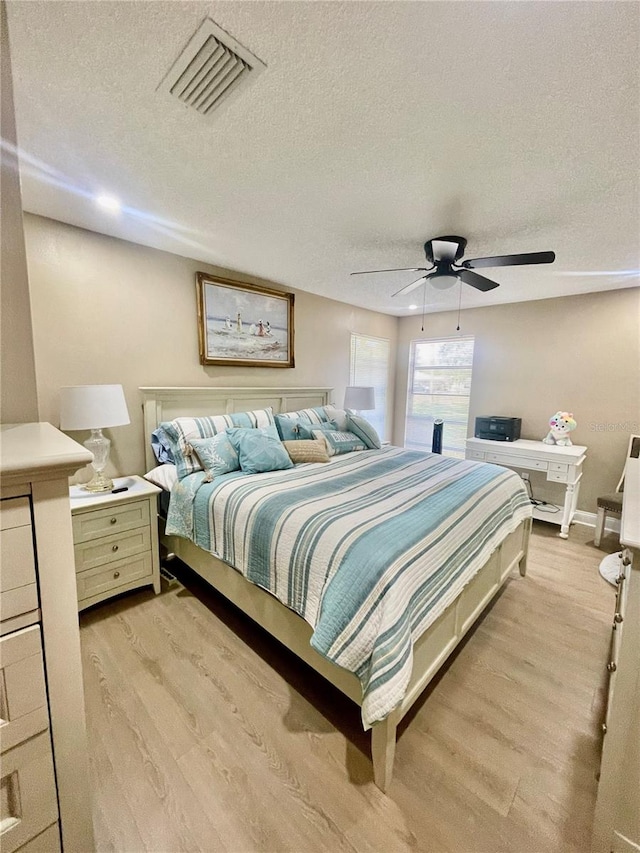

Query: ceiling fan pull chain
left=456, top=280, right=463, bottom=331
left=421, top=281, right=428, bottom=332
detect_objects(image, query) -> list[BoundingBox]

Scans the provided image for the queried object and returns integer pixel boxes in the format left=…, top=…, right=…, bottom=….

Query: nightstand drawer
left=74, top=527, right=151, bottom=572
left=72, top=499, right=150, bottom=543
left=76, top=552, right=152, bottom=602
left=0, top=732, right=59, bottom=853
left=0, top=627, right=49, bottom=753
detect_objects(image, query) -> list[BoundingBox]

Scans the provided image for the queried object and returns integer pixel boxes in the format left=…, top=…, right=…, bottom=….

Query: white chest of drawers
left=592, top=457, right=640, bottom=853
left=0, top=423, right=95, bottom=853
left=69, top=476, right=161, bottom=610
left=465, top=438, right=587, bottom=538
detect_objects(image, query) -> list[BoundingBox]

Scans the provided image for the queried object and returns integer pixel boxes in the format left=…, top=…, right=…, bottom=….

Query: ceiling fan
left=351, top=236, right=556, bottom=296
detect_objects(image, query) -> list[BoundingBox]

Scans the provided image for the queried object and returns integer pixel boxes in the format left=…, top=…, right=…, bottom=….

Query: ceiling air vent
left=159, top=18, right=266, bottom=116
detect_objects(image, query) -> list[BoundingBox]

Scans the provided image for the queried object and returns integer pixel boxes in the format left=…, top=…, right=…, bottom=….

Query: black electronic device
left=474, top=416, right=521, bottom=442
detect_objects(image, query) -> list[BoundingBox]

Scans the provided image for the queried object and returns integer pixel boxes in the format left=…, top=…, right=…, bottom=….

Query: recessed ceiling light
left=408, top=304, right=418, bottom=310
left=95, top=194, right=121, bottom=214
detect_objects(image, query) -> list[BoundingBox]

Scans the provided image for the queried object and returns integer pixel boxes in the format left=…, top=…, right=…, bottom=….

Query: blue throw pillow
left=190, top=434, right=240, bottom=480
left=226, top=426, right=294, bottom=474
left=274, top=415, right=305, bottom=441
left=347, top=414, right=382, bottom=449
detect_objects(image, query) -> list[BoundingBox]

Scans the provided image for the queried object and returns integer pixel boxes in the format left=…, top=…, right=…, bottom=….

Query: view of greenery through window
left=405, top=336, right=475, bottom=459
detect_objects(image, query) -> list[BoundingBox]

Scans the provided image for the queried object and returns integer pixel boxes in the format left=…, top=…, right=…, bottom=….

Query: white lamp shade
left=344, top=386, right=375, bottom=411
left=59, top=384, right=130, bottom=431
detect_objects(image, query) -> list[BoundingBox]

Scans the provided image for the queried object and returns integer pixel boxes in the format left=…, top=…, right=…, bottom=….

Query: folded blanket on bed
left=166, top=446, right=531, bottom=727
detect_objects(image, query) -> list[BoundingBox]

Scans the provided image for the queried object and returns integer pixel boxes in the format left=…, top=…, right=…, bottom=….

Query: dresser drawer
left=467, top=450, right=486, bottom=461
left=0, top=501, right=38, bottom=628
left=0, top=499, right=31, bottom=531
left=0, top=732, right=58, bottom=853
left=76, top=552, right=153, bottom=603
left=0, top=627, right=48, bottom=753
left=74, top=526, right=151, bottom=572
left=548, top=470, right=569, bottom=483
left=485, top=452, right=548, bottom=471
left=549, top=462, right=569, bottom=474
left=72, top=499, right=150, bottom=543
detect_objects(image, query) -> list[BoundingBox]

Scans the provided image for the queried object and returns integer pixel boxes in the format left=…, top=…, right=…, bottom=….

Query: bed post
left=371, top=709, right=400, bottom=792
left=519, top=516, right=532, bottom=576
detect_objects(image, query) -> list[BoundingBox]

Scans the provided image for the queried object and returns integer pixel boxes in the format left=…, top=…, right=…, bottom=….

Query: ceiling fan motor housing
left=424, top=236, right=467, bottom=264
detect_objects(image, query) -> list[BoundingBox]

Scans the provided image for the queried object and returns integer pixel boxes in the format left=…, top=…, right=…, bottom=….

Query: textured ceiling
left=6, top=1, right=640, bottom=315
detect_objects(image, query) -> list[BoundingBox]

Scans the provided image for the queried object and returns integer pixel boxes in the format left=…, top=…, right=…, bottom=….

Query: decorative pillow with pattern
left=160, top=407, right=275, bottom=479
left=312, top=428, right=367, bottom=456
left=347, top=414, right=382, bottom=449
left=323, top=405, right=349, bottom=431
left=274, top=406, right=331, bottom=439
left=226, top=426, right=294, bottom=474
left=297, top=420, right=338, bottom=440
left=189, top=434, right=240, bottom=481
left=283, top=439, right=330, bottom=464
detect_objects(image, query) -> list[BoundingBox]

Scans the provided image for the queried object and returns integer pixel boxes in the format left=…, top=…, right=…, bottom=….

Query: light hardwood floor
left=79, top=522, right=617, bottom=853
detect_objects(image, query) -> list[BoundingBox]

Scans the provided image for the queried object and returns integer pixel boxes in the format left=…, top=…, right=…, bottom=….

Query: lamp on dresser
left=344, top=386, right=375, bottom=416
left=59, top=384, right=130, bottom=492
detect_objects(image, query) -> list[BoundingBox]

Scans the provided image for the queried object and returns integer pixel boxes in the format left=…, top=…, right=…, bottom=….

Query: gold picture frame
left=196, top=273, right=295, bottom=368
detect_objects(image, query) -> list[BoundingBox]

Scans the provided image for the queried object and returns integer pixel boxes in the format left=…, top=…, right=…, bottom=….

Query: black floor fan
left=432, top=419, right=443, bottom=454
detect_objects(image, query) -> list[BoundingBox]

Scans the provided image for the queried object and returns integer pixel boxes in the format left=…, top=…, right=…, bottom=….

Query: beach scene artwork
left=198, top=276, right=294, bottom=366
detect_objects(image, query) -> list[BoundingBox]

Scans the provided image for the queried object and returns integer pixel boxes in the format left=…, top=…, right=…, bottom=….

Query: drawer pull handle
left=607, top=661, right=617, bottom=673
left=614, top=613, right=623, bottom=624
left=601, top=723, right=607, bottom=735
left=112, top=544, right=119, bottom=552
left=110, top=517, right=117, bottom=525
left=113, top=571, right=120, bottom=579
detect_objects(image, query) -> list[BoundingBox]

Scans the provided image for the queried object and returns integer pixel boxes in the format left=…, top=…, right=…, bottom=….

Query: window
left=350, top=334, right=390, bottom=440
left=405, top=336, right=475, bottom=459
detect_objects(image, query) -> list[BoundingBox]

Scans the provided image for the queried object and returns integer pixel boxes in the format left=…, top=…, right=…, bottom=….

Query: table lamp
left=344, top=386, right=375, bottom=415
left=59, top=384, right=130, bottom=492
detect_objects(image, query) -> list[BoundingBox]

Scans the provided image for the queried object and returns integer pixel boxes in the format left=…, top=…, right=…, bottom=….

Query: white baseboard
left=573, top=510, right=621, bottom=534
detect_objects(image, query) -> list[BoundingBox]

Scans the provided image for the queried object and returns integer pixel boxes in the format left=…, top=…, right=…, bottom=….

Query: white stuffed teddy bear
left=543, top=412, right=577, bottom=446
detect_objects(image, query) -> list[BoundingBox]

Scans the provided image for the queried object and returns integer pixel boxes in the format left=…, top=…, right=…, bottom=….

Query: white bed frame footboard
left=141, top=387, right=531, bottom=792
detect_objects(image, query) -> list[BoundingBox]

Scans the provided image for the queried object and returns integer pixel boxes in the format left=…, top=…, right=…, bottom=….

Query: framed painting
left=196, top=273, right=295, bottom=368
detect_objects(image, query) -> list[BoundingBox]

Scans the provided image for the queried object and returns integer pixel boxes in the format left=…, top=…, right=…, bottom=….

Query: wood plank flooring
left=79, top=522, right=618, bottom=853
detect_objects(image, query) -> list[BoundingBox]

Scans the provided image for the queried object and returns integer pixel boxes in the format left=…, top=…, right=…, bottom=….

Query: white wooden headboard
left=139, top=386, right=333, bottom=471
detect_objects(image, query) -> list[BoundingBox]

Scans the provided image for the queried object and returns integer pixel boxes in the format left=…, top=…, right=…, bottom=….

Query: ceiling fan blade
left=458, top=269, right=500, bottom=292
left=462, top=251, right=556, bottom=269
left=392, top=273, right=436, bottom=297
left=350, top=267, right=429, bottom=276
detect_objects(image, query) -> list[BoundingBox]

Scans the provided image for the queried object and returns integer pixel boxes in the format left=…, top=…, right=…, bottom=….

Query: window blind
left=349, top=334, right=390, bottom=440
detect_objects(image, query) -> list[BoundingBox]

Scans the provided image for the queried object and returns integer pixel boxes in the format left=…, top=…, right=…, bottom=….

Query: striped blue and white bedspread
left=166, top=447, right=531, bottom=727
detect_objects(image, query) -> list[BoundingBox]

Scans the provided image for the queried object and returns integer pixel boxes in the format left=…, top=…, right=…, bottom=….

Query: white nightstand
left=69, top=475, right=161, bottom=611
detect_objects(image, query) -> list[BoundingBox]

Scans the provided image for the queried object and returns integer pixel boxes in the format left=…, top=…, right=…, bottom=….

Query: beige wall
left=0, top=0, right=38, bottom=423
left=395, top=288, right=640, bottom=513
left=24, top=214, right=398, bottom=479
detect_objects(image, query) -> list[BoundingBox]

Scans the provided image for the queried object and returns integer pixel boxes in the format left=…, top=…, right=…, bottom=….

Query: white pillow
left=144, top=464, right=178, bottom=492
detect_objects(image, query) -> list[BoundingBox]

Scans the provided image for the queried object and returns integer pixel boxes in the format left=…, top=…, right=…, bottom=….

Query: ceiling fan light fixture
left=430, top=273, right=460, bottom=290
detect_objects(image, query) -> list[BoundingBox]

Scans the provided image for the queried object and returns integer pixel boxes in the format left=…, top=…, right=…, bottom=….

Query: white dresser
left=465, top=438, right=587, bottom=538
left=0, top=423, right=95, bottom=852
left=592, top=457, right=640, bottom=853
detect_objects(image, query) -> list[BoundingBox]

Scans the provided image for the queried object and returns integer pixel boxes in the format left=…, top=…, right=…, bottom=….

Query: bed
left=141, top=385, right=532, bottom=791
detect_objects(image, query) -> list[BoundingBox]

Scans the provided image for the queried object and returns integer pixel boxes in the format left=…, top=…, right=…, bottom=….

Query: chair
left=594, top=434, right=640, bottom=547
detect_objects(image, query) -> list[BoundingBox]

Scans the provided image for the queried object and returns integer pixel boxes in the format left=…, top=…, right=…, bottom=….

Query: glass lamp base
left=83, top=429, right=113, bottom=492
left=82, top=471, right=113, bottom=493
